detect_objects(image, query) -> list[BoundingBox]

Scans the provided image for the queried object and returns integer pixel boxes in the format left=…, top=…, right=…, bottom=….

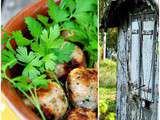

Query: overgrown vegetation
left=99, top=59, right=116, bottom=120
left=99, top=59, right=116, bottom=88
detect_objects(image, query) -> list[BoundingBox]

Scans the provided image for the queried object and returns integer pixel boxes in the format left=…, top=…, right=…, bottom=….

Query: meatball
left=55, top=45, right=86, bottom=78
left=71, top=45, right=86, bottom=66
left=66, top=67, right=98, bottom=110
left=67, top=108, right=96, bottom=120
left=55, top=64, right=66, bottom=78
left=37, top=82, right=68, bottom=120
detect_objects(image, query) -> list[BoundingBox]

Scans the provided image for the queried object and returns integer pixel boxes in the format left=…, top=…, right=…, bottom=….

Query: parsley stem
left=52, top=72, right=63, bottom=86
left=29, top=89, right=46, bottom=120
left=36, top=104, right=46, bottom=120
left=46, top=70, right=63, bottom=86
left=2, top=74, right=46, bottom=120
left=17, top=61, right=25, bottom=66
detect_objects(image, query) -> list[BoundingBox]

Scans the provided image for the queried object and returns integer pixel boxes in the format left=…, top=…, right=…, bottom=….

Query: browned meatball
left=67, top=108, right=96, bottom=120
left=55, top=45, right=86, bottom=78
left=55, top=64, right=66, bottom=78
left=66, top=67, right=98, bottom=110
left=37, top=82, right=68, bottom=120
left=71, top=45, right=86, bottom=66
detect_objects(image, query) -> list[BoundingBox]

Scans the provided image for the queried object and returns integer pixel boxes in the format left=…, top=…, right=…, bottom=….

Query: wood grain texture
left=116, top=10, right=159, bottom=120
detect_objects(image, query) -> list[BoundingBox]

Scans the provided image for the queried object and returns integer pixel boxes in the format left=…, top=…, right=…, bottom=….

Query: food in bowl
left=2, top=0, right=98, bottom=119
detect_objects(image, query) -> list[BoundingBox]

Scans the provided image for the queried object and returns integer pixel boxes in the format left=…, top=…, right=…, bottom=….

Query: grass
left=99, top=59, right=117, bottom=120
left=99, top=59, right=117, bottom=88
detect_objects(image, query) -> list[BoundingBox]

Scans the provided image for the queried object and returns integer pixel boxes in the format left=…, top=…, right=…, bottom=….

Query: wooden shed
left=101, top=0, right=159, bottom=120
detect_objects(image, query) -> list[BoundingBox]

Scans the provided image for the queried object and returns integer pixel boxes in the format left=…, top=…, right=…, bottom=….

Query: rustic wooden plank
left=116, top=24, right=128, bottom=120
left=141, top=18, right=155, bottom=101
left=150, top=17, right=159, bottom=120
left=116, top=11, right=158, bottom=120
left=130, top=18, right=140, bottom=94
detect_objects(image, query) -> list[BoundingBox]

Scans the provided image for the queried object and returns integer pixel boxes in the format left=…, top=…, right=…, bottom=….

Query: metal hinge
left=142, top=30, right=153, bottom=35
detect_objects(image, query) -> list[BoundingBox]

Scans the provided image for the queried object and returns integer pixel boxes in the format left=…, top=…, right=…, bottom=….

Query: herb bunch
left=1, top=0, right=97, bottom=119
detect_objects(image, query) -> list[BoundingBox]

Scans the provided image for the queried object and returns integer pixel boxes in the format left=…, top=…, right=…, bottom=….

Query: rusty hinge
left=132, top=29, right=139, bottom=34
left=142, top=30, right=153, bottom=35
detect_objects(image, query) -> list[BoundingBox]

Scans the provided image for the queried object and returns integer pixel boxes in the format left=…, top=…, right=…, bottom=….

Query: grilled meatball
left=66, top=67, right=98, bottom=110
left=37, top=82, right=68, bottom=120
left=67, top=108, right=96, bottom=120
left=55, top=64, right=66, bottom=78
left=55, top=45, right=86, bottom=78
left=71, top=45, right=86, bottom=66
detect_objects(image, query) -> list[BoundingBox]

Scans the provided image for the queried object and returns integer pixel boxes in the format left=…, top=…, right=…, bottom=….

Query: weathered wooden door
left=116, top=10, right=159, bottom=120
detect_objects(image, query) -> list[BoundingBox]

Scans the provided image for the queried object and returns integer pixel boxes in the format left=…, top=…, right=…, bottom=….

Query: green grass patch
left=99, top=59, right=117, bottom=88
left=99, top=87, right=116, bottom=120
left=99, top=59, right=117, bottom=120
